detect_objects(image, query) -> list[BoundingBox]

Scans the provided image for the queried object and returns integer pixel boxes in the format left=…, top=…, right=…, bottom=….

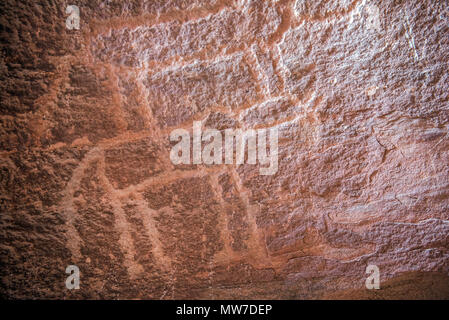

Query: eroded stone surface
left=0, top=0, right=448, bottom=299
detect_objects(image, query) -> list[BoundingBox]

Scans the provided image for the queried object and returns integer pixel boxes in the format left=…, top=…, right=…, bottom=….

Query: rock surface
left=0, top=0, right=448, bottom=299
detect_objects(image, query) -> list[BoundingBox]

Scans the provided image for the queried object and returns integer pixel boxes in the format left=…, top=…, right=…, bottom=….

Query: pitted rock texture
left=0, top=0, right=448, bottom=299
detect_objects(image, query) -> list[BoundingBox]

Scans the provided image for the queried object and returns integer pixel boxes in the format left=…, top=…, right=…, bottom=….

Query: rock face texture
left=1, top=0, right=448, bottom=299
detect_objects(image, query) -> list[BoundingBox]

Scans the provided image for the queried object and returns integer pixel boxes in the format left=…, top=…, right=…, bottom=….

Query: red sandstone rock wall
left=0, top=0, right=448, bottom=299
